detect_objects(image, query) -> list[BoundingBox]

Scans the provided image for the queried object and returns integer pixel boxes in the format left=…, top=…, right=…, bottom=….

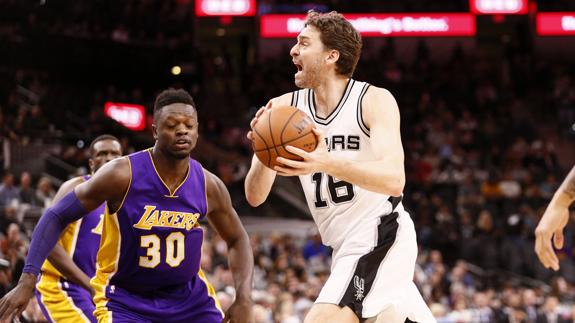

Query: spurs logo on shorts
left=353, top=275, right=365, bottom=301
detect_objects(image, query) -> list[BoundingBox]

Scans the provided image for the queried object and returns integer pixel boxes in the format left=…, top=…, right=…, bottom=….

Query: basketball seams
left=267, top=109, right=281, bottom=168
left=253, top=126, right=272, bottom=167
left=278, top=109, right=301, bottom=145
left=252, top=130, right=316, bottom=152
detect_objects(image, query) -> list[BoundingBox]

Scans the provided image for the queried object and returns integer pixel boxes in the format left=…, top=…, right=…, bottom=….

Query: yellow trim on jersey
left=40, top=176, right=89, bottom=278
left=40, top=220, right=80, bottom=278
left=91, top=205, right=122, bottom=323
left=68, top=218, right=83, bottom=257
left=203, top=168, right=209, bottom=215
left=93, top=156, right=130, bottom=322
left=147, top=149, right=190, bottom=197
left=36, top=274, right=91, bottom=323
left=97, top=312, right=113, bottom=323
left=198, top=269, right=224, bottom=317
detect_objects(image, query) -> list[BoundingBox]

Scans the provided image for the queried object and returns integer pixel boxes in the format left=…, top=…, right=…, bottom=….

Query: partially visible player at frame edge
left=245, top=10, right=435, bottom=323
left=535, top=165, right=575, bottom=271
left=0, top=89, right=254, bottom=323
left=36, top=134, right=122, bottom=323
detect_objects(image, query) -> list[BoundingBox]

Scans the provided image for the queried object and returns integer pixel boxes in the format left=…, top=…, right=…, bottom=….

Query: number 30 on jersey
left=139, top=232, right=185, bottom=268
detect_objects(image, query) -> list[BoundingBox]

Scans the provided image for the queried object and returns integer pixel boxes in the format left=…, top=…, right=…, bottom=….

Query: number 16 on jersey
left=311, top=172, right=355, bottom=208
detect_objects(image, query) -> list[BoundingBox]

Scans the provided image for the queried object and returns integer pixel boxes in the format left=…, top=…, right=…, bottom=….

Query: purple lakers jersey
left=40, top=175, right=103, bottom=279
left=92, top=149, right=207, bottom=295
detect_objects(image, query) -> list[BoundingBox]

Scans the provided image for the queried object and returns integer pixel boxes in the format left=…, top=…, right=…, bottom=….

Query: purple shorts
left=94, top=274, right=224, bottom=323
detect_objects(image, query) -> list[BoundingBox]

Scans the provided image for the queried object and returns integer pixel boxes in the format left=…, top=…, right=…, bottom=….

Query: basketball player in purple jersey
left=0, top=89, right=254, bottom=323
left=36, top=135, right=122, bottom=323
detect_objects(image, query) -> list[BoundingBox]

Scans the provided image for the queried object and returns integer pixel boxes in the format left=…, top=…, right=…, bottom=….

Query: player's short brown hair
left=305, top=10, right=362, bottom=77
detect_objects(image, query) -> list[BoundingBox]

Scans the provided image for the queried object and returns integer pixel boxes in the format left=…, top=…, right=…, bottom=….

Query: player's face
left=153, top=103, right=198, bottom=159
left=89, top=140, right=122, bottom=173
left=290, top=26, right=328, bottom=88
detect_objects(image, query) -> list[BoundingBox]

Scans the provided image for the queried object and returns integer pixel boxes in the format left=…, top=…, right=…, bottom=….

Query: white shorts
left=315, top=204, right=436, bottom=323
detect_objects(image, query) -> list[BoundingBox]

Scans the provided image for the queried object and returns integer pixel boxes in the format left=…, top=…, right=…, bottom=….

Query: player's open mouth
left=294, top=62, right=303, bottom=79
left=174, top=139, right=191, bottom=148
left=294, top=62, right=303, bottom=72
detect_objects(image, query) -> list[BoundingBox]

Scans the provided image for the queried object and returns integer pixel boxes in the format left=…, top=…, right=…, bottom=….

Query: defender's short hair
left=153, top=88, right=196, bottom=119
left=89, top=134, right=120, bottom=154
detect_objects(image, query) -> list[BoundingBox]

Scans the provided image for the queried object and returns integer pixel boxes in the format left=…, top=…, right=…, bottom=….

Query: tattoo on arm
left=561, top=166, right=575, bottom=200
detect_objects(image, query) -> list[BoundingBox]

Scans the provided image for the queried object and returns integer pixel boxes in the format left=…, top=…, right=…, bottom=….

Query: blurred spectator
left=536, top=296, right=569, bottom=323
left=18, top=172, right=37, bottom=206
left=0, top=172, right=19, bottom=209
left=0, top=223, right=27, bottom=286
left=35, top=176, right=55, bottom=208
left=302, top=233, right=330, bottom=262
left=0, top=259, right=12, bottom=297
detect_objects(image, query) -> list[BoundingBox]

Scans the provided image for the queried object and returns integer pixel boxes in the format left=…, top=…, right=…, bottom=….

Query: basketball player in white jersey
left=245, top=10, right=435, bottom=323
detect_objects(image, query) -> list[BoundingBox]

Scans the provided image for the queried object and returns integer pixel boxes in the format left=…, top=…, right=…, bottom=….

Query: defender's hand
left=0, top=273, right=36, bottom=320
left=223, top=297, right=253, bottom=323
left=247, top=101, right=273, bottom=142
left=535, top=206, right=569, bottom=271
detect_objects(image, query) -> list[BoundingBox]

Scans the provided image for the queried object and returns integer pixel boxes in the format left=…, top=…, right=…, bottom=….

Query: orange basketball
left=252, top=105, right=318, bottom=170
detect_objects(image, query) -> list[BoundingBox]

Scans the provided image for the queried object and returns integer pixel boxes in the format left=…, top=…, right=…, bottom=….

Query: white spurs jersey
left=292, top=79, right=402, bottom=249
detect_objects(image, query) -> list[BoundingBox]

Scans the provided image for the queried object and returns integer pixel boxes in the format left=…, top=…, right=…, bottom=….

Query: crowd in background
left=204, top=230, right=575, bottom=322
left=2, top=51, right=574, bottom=322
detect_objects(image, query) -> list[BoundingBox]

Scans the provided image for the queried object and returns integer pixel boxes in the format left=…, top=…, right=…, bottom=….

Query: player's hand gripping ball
left=252, top=106, right=318, bottom=169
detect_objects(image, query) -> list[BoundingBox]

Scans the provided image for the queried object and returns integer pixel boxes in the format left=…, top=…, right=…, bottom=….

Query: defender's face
left=153, top=104, right=198, bottom=159
left=290, top=26, right=327, bottom=89
left=89, top=140, right=122, bottom=173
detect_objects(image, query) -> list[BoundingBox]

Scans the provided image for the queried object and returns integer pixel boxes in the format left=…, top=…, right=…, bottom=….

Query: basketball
left=252, top=105, right=318, bottom=170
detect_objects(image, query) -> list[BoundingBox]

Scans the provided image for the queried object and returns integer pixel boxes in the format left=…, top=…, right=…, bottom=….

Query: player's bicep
left=51, top=177, right=84, bottom=206
left=205, top=171, right=246, bottom=244
left=74, top=157, right=130, bottom=212
left=364, top=88, right=404, bottom=163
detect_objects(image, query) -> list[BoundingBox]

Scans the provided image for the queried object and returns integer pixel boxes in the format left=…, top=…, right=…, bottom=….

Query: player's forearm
left=16, top=272, right=37, bottom=292
left=326, top=158, right=405, bottom=196
left=227, top=234, right=253, bottom=300
left=552, top=165, right=575, bottom=208
left=23, top=192, right=86, bottom=275
left=47, top=245, right=92, bottom=292
left=245, top=156, right=276, bottom=207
